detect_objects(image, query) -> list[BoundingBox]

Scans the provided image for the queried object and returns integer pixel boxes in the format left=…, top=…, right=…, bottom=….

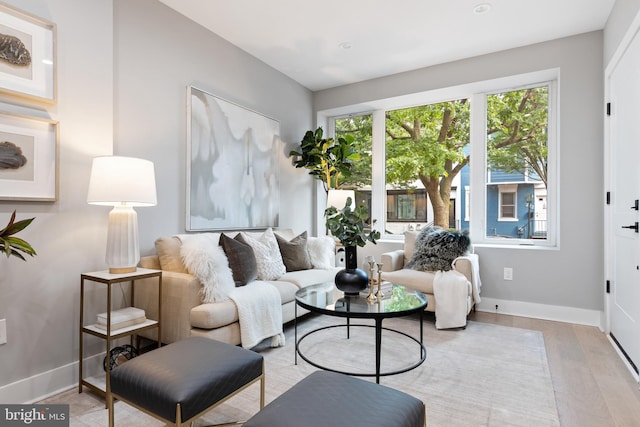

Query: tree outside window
left=330, top=81, right=552, bottom=243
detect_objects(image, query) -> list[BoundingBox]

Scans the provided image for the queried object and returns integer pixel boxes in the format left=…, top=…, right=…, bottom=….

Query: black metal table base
left=295, top=306, right=426, bottom=384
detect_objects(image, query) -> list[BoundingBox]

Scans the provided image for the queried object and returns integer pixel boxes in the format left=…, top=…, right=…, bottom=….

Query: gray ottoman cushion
left=110, top=336, right=263, bottom=423
left=244, top=371, right=425, bottom=427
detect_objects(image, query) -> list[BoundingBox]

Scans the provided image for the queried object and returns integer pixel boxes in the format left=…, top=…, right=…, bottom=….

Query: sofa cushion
left=403, top=231, right=419, bottom=266
left=381, top=269, right=436, bottom=295
left=220, top=233, right=258, bottom=286
left=190, top=300, right=239, bottom=329
left=279, top=268, right=341, bottom=289
left=276, top=231, right=313, bottom=272
left=189, top=279, right=299, bottom=329
left=307, top=236, right=336, bottom=269
left=265, top=280, right=300, bottom=304
left=238, top=228, right=286, bottom=280
left=155, top=236, right=189, bottom=273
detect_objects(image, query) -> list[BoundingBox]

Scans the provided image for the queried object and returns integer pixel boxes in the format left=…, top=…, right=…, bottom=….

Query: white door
left=609, top=29, right=640, bottom=373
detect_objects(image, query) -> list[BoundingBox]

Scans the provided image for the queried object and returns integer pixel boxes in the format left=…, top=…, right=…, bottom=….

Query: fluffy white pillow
left=180, top=234, right=235, bottom=303
left=239, top=228, right=286, bottom=280
left=307, top=236, right=336, bottom=269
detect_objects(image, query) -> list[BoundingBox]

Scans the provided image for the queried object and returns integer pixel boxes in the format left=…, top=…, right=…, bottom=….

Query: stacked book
left=95, top=307, right=146, bottom=331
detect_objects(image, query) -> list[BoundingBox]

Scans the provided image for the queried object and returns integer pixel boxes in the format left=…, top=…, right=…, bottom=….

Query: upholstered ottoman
left=244, top=371, right=425, bottom=427
left=108, top=336, right=264, bottom=427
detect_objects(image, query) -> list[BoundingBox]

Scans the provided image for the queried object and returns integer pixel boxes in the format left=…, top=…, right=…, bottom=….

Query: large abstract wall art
left=187, top=86, right=280, bottom=231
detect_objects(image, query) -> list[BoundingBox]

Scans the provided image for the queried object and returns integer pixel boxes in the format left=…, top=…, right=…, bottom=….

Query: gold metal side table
left=78, top=268, right=162, bottom=403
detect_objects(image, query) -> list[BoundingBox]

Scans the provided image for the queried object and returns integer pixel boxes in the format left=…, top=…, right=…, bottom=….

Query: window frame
left=498, top=185, right=518, bottom=221
left=322, top=69, right=559, bottom=248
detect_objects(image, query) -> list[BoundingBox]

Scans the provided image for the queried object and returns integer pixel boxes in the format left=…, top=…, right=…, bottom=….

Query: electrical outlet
left=503, top=267, right=513, bottom=281
left=0, top=319, right=6, bottom=345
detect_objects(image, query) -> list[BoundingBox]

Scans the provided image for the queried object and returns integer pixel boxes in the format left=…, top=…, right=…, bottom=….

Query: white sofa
left=134, top=229, right=340, bottom=346
left=380, top=231, right=481, bottom=328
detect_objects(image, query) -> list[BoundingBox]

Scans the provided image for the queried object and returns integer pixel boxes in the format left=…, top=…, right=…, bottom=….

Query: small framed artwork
left=0, top=2, right=56, bottom=103
left=186, top=86, right=280, bottom=231
left=0, top=112, right=58, bottom=201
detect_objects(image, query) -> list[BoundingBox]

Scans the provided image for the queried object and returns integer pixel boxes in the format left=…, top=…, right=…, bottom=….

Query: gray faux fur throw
left=406, top=226, right=471, bottom=272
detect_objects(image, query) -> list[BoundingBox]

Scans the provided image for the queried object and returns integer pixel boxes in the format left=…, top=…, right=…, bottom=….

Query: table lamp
left=87, top=156, right=157, bottom=274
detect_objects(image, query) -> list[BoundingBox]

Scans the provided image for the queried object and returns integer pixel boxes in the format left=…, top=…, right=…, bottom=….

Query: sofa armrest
left=381, top=250, right=405, bottom=272
left=134, top=271, right=202, bottom=344
left=452, top=253, right=481, bottom=304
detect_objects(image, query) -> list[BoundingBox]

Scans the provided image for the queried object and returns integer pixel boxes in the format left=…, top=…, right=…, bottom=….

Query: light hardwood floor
left=43, top=312, right=640, bottom=426
left=467, top=311, right=640, bottom=427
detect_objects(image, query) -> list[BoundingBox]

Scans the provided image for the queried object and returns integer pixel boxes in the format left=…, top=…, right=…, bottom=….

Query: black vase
left=335, top=246, right=368, bottom=295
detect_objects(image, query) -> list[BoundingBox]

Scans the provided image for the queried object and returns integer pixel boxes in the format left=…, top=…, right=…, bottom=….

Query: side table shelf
left=78, top=268, right=162, bottom=403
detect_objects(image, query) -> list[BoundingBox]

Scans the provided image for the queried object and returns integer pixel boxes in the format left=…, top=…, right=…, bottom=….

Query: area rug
left=68, top=315, right=560, bottom=427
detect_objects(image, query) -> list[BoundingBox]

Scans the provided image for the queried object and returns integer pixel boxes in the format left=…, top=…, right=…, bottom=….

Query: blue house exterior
left=458, top=166, right=545, bottom=239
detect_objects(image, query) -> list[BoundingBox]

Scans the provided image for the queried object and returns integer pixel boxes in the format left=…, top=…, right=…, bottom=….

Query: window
left=384, top=100, right=469, bottom=234
left=325, top=71, right=557, bottom=247
left=484, top=84, right=552, bottom=242
left=498, top=186, right=517, bottom=220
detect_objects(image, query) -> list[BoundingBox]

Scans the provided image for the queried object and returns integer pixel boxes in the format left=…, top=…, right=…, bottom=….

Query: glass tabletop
left=295, top=282, right=427, bottom=319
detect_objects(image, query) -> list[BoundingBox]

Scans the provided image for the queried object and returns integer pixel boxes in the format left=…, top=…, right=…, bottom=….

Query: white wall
left=315, top=32, right=605, bottom=322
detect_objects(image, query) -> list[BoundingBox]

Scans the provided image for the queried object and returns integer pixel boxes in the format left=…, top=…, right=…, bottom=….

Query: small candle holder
left=375, top=262, right=385, bottom=299
left=366, top=257, right=377, bottom=302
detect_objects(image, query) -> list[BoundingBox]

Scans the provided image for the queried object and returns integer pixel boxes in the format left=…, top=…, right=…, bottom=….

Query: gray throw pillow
left=276, top=231, right=313, bottom=272
left=219, top=233, right=258, bottom=286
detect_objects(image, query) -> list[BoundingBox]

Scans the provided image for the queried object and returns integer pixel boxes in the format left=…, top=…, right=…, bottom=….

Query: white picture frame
left=0, top=2, right=56, bottom=103
left=0, top=111, right=58, bottom=201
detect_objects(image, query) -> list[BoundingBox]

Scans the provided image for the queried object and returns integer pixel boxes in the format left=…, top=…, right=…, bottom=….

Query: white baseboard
left=0, top=352, right=104, bottom=404
left=476, top=297, right=603, bottom=330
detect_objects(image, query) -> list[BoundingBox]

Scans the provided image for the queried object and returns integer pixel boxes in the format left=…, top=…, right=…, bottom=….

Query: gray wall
left=114, top=0, right=315, bottom=254
left=316, top=32, right=605, bottom=314
left=0, top=0, right=314, bottom=402
left=0, top=0, right=114, bottom=399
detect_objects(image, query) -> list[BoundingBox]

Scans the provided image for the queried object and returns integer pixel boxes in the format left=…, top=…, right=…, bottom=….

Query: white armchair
left=380, top=231, right=481, bottom=329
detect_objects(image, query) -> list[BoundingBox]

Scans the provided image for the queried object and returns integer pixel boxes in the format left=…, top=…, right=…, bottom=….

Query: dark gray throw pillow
left=275, top=231, right=313, bottom=272
left=406, top=226, right=471, bottom=272
left=219, top=233, right=257, bottom=286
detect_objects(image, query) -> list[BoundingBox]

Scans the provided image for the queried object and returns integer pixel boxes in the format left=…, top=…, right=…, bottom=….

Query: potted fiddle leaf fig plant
left=289, top=127, right=360, bottom=191
left=0, top=210, right=36, bottom=261
left=324, top=197, right=380, bottom=248
left=325, top=197, right=380, bottom=294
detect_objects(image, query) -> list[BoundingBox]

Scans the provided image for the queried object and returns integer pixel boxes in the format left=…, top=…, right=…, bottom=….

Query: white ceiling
left=158, top=0, right=615, bottom=91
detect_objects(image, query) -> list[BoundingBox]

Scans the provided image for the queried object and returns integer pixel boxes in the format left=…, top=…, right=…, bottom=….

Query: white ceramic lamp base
left=106, top=205, right=139, bottom=274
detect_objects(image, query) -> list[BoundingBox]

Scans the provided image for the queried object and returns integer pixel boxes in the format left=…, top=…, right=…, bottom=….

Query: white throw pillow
left=307, top=236, right=336, bottom=269
left=239, top=228, right=286, bottom=280
left=180, top=234, right=235, bottom=303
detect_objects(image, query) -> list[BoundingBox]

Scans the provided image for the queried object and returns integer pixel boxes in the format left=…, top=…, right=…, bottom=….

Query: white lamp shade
left=327, top=189, right=356, bottom=209
left=87, top=156, right=157, bottom=274
left=87, top=156, right=157, bottom=206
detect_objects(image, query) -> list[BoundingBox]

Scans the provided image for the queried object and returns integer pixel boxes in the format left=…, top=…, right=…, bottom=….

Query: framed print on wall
left=0, top=2, right=56, bottom=103
left=187, top=86, right=280, bottom=231
left=0, top=112, right=58, bottom=201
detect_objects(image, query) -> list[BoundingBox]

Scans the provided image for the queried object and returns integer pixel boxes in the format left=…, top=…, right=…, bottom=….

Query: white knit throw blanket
left=433, top=270, right=470, bottom=329
left=229, top=281, right=285, bottom=349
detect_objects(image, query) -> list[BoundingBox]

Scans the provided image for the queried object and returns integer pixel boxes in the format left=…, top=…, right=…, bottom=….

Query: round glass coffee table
left=294, top=281, right=427, bottom=383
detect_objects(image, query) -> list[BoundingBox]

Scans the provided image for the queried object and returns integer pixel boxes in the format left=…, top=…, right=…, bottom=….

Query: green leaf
left=0, top=211, right=36, bottom=261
